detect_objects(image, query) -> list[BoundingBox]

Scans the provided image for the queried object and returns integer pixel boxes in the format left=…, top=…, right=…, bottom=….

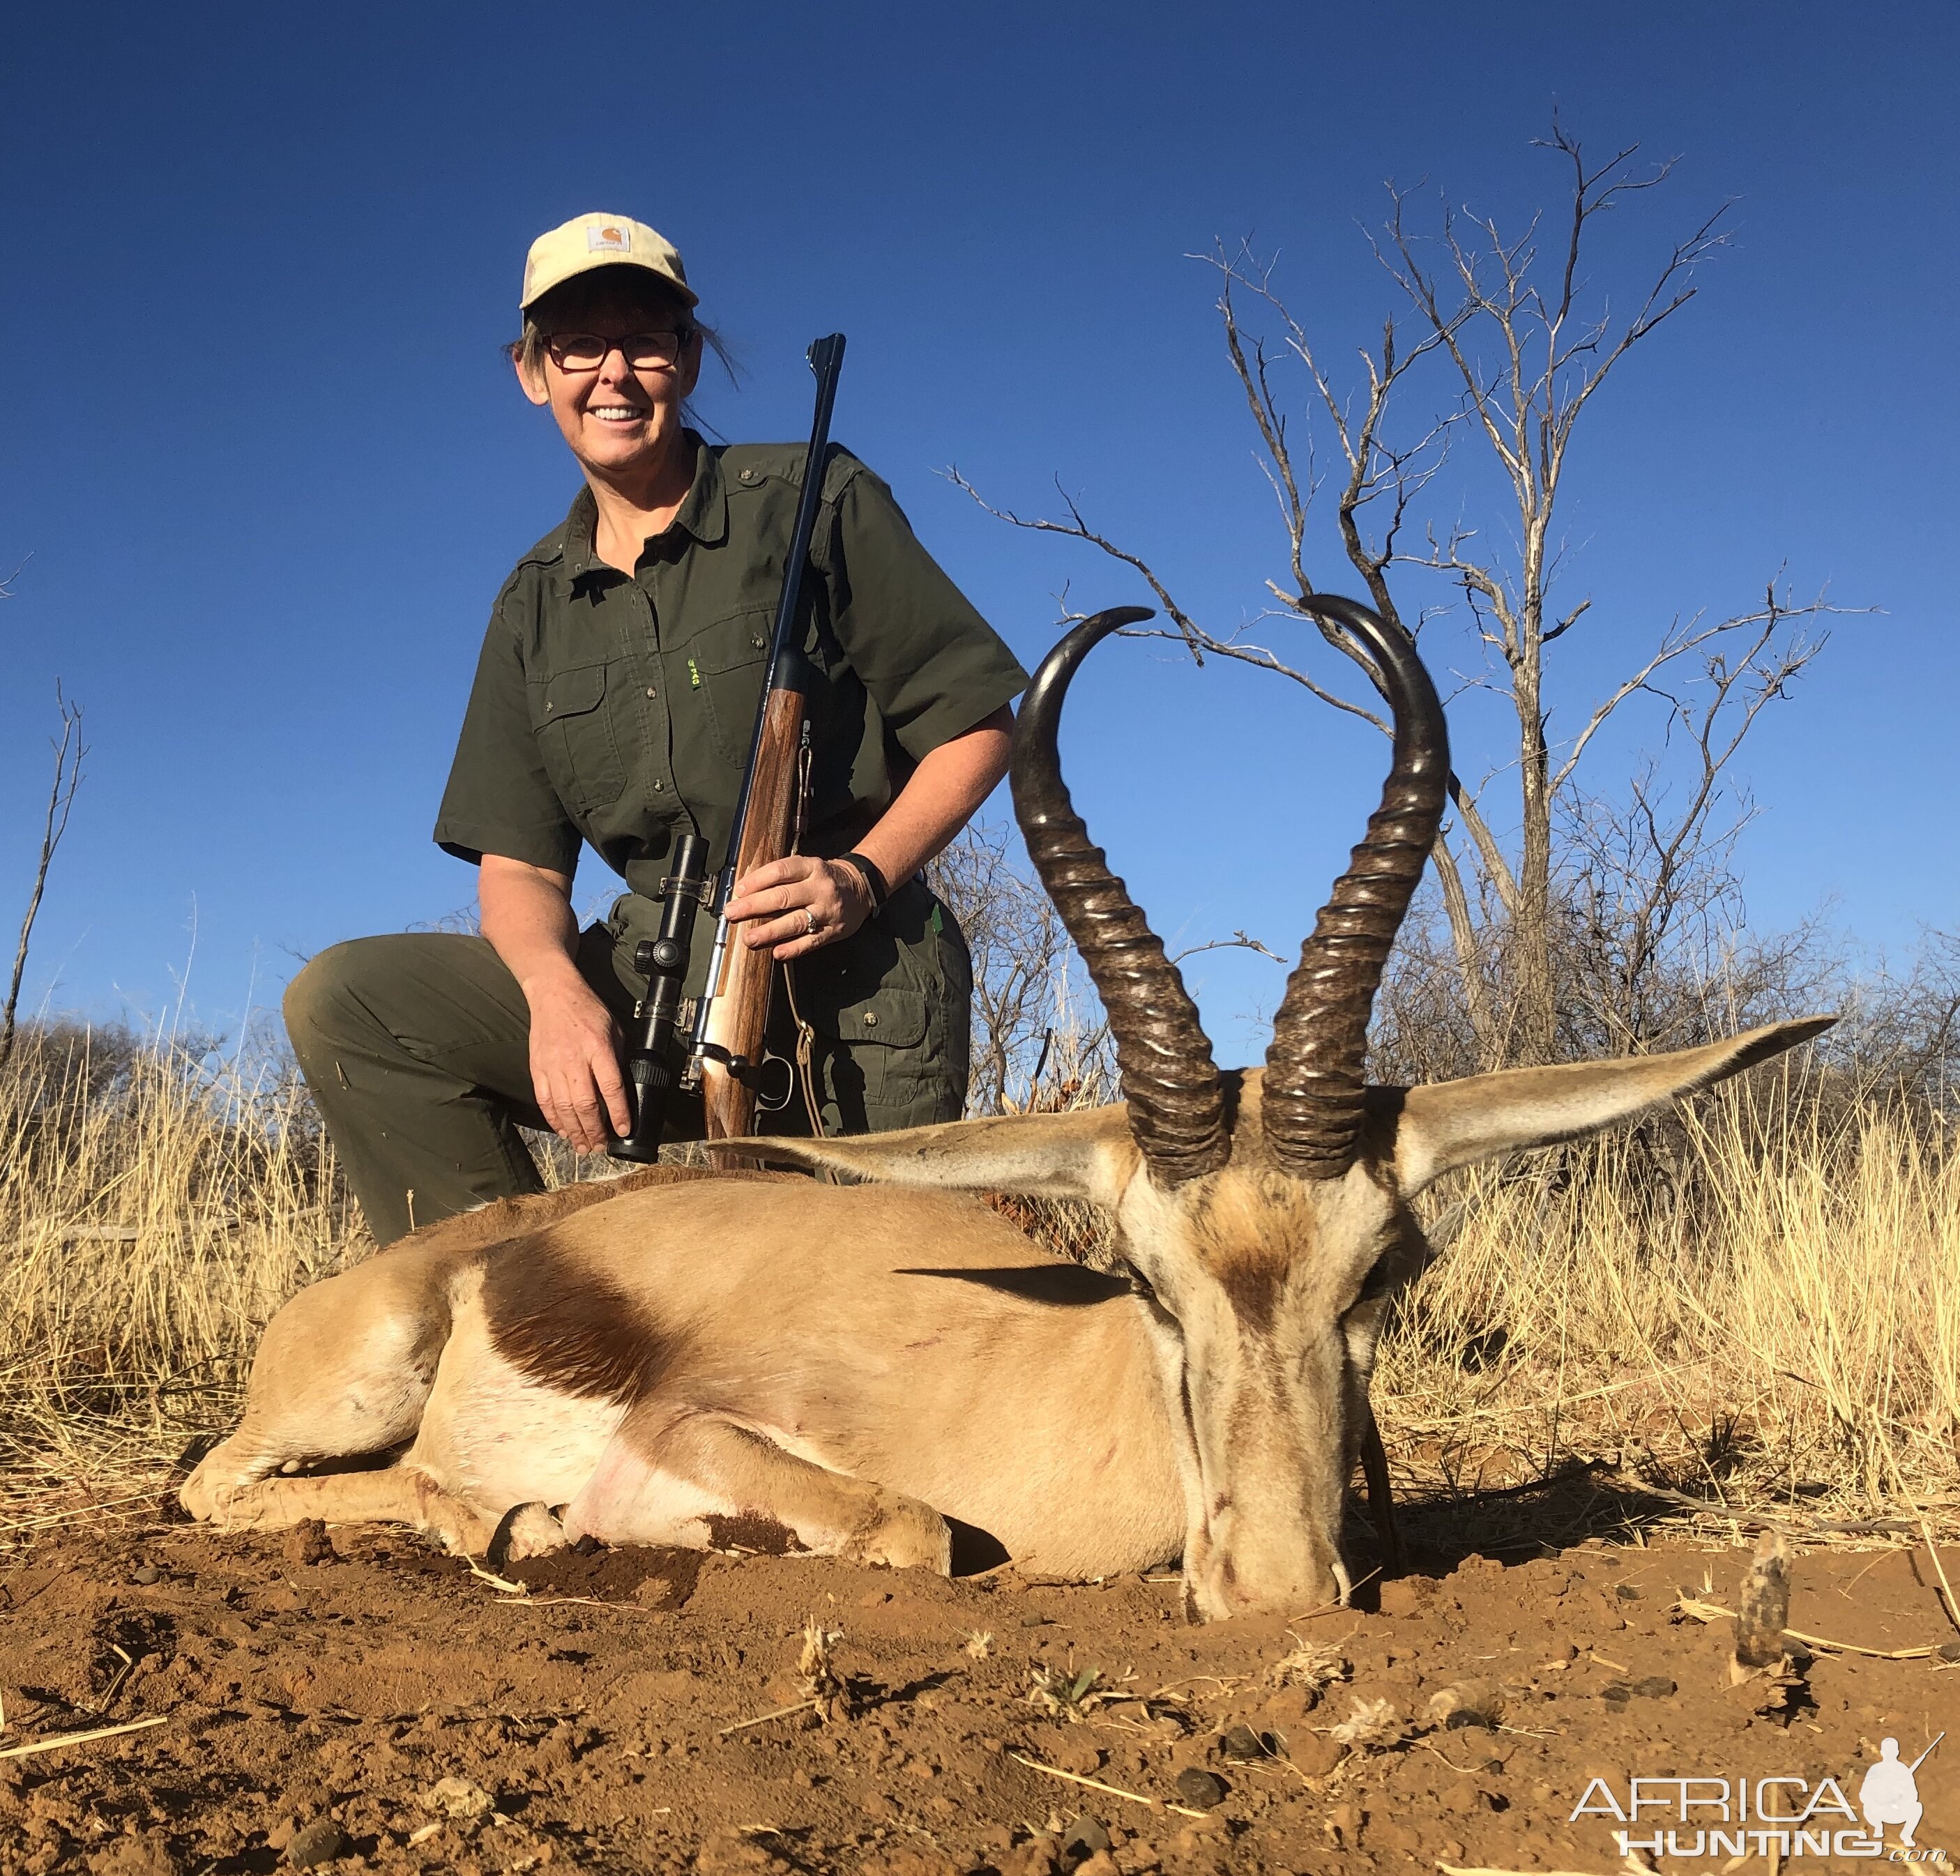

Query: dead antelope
left=182, top=600, right=1831, bottom=1619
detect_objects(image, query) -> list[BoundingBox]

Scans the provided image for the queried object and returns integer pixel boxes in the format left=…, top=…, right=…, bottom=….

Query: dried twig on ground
left=798, top=1617, right=850, bottom=1721
left=1006, top=1750, right=1206, bottom=1820
left=1920, top=1517, right=1960, bottom=1636
left=0, top=1714, right=167, bottom=1762
left=1673, top=1594, right=1940, bottom=1661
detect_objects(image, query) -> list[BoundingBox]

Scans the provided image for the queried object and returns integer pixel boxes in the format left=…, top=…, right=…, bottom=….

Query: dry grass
left=0, top=1029, right=362, bottom=1541
left=1, top=1027, right=1954, bottom=1552
left=1381, top=1078, right=1960, bottom=1536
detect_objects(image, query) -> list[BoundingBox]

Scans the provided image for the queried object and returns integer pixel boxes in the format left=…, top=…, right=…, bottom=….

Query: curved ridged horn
left=1263, top=595, right=1449, bottom=1180
left=1011, top=609, right=1229, bottom=1187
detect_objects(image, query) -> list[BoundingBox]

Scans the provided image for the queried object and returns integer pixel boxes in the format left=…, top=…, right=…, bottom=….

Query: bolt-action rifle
left=609, top=333, right=846, bottom=1161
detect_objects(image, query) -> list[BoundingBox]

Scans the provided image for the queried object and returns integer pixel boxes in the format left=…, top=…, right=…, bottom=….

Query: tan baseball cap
left=519, top=213, right=698, bottom=314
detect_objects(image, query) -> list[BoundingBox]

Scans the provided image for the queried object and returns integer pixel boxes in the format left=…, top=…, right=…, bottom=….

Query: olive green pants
left=285, top=879, right=972, bottom=1246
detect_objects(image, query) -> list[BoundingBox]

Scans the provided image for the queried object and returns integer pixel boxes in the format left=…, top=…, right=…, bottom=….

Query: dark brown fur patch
left=482, top=1231, right=685, bottom=1406
left=704, top=1512, right=806, bottom=1555
left=1214, top=1256, right=1284, bottom=1332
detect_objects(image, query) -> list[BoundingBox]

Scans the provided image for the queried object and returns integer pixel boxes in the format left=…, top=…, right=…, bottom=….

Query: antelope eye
left=1355, top=1250, right=1398, bottom=1303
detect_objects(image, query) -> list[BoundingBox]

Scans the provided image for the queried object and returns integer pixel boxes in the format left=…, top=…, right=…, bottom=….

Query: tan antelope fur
left=182, top=604, right=1834, bottom=1619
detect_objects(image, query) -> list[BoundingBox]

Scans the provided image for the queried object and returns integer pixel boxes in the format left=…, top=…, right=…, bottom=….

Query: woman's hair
left=506, top=269, right=737, bottom=397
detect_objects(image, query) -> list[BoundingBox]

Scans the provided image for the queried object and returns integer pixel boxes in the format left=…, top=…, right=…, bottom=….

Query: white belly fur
left=408, top=1293, right=625, bottom=1512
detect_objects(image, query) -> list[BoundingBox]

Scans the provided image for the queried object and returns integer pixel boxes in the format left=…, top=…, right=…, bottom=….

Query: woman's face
left=516, top=284, right=703, bottom=485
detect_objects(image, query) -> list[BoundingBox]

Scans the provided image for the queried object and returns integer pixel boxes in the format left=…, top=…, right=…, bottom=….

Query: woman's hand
left=724, top=855, right=874, bottom=961
left=523, top=975, right=631, bottom=1151
left=478, top=852, right=630, bottom=1152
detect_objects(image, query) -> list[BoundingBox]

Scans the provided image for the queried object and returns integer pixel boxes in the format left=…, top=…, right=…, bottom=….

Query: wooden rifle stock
left=696, top=684, right=807, bottom=1141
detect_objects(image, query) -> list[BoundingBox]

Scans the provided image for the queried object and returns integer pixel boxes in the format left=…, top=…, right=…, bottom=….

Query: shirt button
left=738, top=467, right=757, bottom=482
left=750, top=634, right=766, bottom=649
left=645, top=686, right=658, bottom=699
left=651, top=780, right=664, bottom=792
left=862, top=1011, right=878, bottom=1028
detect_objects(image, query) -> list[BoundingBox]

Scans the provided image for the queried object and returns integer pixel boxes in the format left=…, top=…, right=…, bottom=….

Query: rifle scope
left=609, top=831, right=711, bottom=1163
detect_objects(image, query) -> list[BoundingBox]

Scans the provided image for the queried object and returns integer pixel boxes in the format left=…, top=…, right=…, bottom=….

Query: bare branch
left=1446, top=772, right=1523, bottom=914
left=1118, top=623, right=1390, bottom=734
left=942, top=466, right=1213, bottom=650
left=1171, top=931, right=1289, bottom=966
left=1549, top=585, right=1845, bottom=798
left=1427, top=824, right=1500, bottom=1062
left=1, top=686, right=85, bottom=1072
left=1540, top=597, right=1591, bottom=644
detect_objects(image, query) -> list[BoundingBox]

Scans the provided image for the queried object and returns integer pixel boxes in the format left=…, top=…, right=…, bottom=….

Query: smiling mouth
left=587, top=404, right=648, bottom=423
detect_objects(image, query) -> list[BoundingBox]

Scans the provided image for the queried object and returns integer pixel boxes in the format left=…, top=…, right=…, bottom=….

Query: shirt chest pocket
left=531, top=662, right=628, bottom=813
left=685, top=608, right=775, bottom=767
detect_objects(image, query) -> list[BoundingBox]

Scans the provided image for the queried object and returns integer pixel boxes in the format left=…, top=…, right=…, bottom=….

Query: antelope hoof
left=842, top=1500, right=953, bottom=1575
left=178, top=1466, right=218, bottom=1523
left=488, top=1501, right=565, bottom=1567
left=178, top=1444, right=258, bottom=1524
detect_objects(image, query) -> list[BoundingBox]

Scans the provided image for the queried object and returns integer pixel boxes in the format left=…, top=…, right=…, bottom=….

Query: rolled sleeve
left=825, top=465, right=1028, bottom=760
left=433, top=602, right=584, bottom=874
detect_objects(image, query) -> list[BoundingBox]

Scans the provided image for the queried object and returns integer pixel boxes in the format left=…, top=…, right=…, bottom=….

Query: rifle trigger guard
left=694, top=1042, right=796, bottom=1113
left=752, top=1052, right=797, bottom=1113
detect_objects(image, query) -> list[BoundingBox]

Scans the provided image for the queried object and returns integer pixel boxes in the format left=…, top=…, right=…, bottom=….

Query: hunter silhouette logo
left=586, top=222, right=630, bottom=252
left=1862, top=1734, right=1942, bottom=1849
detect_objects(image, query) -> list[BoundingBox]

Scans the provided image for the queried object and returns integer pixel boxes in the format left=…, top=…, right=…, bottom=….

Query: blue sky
left=2, top=1, right=1954, bottom=1061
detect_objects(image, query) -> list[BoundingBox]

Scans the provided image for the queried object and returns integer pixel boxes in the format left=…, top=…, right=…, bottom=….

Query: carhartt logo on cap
left=522, top=213, right=694, bottom=312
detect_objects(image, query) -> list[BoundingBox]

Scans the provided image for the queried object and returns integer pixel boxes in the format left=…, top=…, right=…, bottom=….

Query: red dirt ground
left=1, top=1512, right=1955, bottom=1875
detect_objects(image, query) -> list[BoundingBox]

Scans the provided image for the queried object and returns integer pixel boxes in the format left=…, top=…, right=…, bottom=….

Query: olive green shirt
left=434, top=434, right=1027, bottom=951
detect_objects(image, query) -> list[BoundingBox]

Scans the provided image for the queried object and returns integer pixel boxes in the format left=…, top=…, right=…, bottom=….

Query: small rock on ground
left=1061, top=1814, right=1111, bottom=1856
left=1173, top=1766, right=1226, bottom=1808
left=282, top=1518, right=335, bottom=1566
left=284, top=1818, right=347, bottom=1868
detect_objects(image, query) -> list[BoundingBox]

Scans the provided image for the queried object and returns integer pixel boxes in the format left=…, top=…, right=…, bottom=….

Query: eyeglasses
left=542, top=330, right=692, bottom=372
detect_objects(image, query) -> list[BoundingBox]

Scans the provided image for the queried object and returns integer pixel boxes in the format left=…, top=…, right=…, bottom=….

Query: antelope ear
left=718, top=1104, right=1140, bottom=1207
left=1383, top=1017, right=1837, bottom=1198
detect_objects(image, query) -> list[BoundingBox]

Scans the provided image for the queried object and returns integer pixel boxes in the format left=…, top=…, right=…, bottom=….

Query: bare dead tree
left=2, top=685, right=86, bottom=1073
left=929, top=820, right=1117, bottom=1114
left=952, top=118, right=1840, bottom=1069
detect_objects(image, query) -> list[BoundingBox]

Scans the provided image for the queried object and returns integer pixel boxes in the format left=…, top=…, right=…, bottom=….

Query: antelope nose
left=1205, top=1547, right=1347, bottom=1619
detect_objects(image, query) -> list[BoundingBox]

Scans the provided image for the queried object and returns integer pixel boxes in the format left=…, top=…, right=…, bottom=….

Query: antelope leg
left=202, top=1464, right=503, bottom=1556
left=565, top=1413, right=953, bottom=1573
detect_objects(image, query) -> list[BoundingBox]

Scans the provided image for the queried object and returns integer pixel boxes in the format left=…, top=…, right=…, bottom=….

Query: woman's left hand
left=724, top=855, right=874, bottom=960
